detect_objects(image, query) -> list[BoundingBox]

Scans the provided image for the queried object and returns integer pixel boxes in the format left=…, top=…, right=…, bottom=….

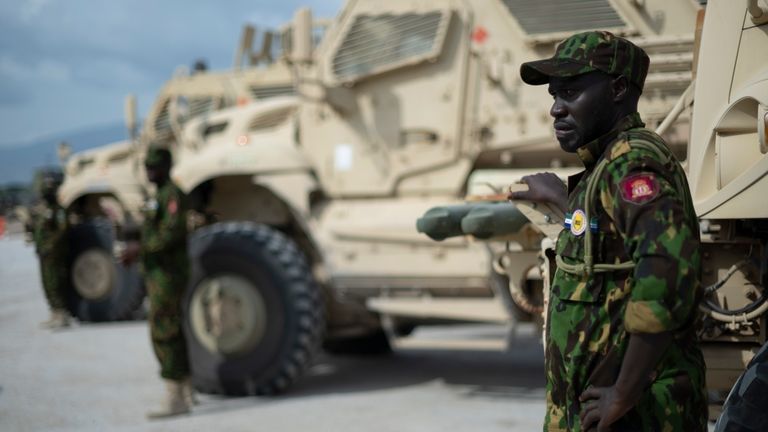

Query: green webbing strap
left=556, top=134, right=685, bottom=276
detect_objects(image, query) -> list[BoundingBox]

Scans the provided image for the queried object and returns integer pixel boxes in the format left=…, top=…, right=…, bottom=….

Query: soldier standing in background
left=122, top=147, right=194, bottom=419
left=511, top=31, right=707, bottom=431
left=33, top=168, right=72, bottom=329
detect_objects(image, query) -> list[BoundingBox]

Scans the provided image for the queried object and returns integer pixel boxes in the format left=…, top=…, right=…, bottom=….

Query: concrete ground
left=0, top=235, right=548, bottom=432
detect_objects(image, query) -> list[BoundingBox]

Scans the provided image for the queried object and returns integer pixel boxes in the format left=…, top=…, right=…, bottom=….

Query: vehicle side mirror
left=291, top=7, right=313, bottom=63
left=125, top=93, right=137, bottom=141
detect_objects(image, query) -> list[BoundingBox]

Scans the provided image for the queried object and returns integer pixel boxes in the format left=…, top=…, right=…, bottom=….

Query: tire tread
left=188, top=222, right=324, bottom=396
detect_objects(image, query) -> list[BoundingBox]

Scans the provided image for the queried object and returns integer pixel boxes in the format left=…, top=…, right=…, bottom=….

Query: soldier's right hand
left=508, top=172, right=568, bottom=214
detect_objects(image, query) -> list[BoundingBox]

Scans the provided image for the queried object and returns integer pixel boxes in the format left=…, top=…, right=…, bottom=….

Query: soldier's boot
left=146, top=379, right=190, bottom=419
left=39, top=309, right=71, bottom=329
left=181, top=377, right=198, bottom=406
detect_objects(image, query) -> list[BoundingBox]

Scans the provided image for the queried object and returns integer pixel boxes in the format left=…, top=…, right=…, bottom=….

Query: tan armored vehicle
left=56, top=27, right=296, bottom=321
left=169, top=0, right=701, bottom=395
left=421, top=0, right=768, bottom=399
left=685, top=0, right=768, bottom=394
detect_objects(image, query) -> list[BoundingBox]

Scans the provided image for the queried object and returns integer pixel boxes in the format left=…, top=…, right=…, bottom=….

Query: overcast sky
left=0, top=0, right=343, bottom=147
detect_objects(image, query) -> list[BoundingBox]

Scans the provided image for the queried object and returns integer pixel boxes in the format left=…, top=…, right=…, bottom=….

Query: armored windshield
left=332, top=11, right=451, bottom=82
left=501, top=0, right=626, bottom=35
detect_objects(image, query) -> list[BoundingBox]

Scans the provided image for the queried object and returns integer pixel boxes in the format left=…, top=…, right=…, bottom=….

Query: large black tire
left=184, top=222, right=324, bottom=396
left=66, top=219, right=145, bottom=322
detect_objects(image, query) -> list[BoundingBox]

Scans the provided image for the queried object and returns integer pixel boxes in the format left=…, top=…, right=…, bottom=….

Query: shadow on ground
left=187, top=335, right=545, bottom=419
left=291, top=336, right=544, bottom=399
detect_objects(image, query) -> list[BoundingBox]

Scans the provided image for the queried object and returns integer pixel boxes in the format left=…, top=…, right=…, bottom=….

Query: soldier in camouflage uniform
left=32, top=168, right=72, bottom=329
left=122, top=147, right=193, bottom=418
left=511, top=31, right=707, bottom=431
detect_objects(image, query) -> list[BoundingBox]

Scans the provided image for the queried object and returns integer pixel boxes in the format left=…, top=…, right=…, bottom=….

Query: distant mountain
left=0, top=122, right=129, bottom=185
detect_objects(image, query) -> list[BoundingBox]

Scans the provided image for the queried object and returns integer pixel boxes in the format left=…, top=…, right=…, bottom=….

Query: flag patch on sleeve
left=620, top=173, right=659, bottom=204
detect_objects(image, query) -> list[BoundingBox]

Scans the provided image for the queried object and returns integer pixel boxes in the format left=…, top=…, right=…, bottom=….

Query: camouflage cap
left=144, top=146, right=172, bottom=167
left=520, top=31, right=650, bottom=91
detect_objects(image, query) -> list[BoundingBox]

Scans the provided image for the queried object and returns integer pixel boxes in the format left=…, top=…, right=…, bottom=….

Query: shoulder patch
left=620, top=173, right=659, bottom=204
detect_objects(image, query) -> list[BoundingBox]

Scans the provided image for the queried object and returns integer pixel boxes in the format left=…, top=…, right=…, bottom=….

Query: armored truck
left=685, top=0, right=768, bottom=394
left=57, top=26, right=296, bottom=321
left=169, top=0, right=701, bottom=395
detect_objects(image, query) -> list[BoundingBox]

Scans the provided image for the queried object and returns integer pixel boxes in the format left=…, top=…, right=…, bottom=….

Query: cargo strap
left=556, top=135, right=691, bottom=276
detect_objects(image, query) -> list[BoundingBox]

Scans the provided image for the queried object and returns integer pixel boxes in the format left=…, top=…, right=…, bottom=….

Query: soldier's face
left=548, top=72, right=616, bottom=152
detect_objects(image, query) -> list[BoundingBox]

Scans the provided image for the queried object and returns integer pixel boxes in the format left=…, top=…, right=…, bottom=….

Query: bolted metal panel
left=501, top=0, right=626, bottom=35
left=187, top=97, right=216, bottom=119
left=332, top=11, right=448, bottom=82
left=153, top=97, right=216, bottom=134
left=250, top=85, right=295, bottom=100
left=153, top=99, right=172, bottom=134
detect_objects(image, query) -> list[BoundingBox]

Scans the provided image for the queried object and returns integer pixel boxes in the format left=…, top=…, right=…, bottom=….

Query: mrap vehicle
left=57, top=26, right=297, bottom=322
left=168, top=0, right=701, bottom=395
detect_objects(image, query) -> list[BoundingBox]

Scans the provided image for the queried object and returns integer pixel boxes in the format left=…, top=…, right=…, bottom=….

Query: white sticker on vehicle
left=334, top=144, right=353, bottom=172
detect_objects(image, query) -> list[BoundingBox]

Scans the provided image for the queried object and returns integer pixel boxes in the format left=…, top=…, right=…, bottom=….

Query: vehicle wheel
left=185, top=222, right=324, bottom=396
left=66, top=219, right=145, bottom=321
left=323, top=329, right=392, bottom=355
left=490, top=271, right=531, bottom=322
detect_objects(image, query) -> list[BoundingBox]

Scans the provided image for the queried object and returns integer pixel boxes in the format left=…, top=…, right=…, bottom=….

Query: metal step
left=367, top=296, right=508, bottom=323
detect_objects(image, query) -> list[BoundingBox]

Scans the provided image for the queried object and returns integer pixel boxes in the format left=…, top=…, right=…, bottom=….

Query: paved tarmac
left=0, top=235, right=548, bottom=431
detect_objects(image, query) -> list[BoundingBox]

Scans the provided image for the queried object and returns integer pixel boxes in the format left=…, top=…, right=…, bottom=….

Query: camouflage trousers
left=544, top=343, right=708, bottom=431
left=39, top=253, right=67, bottom=310
left=145, top=266, right=190, bottom=381
left=545, top=374, right=709, bottom=431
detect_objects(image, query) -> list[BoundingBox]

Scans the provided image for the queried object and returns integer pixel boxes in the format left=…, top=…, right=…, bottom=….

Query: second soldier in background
left=123, top=147, right=194, bottom=418
left=32, top=168, right=72, bottom=329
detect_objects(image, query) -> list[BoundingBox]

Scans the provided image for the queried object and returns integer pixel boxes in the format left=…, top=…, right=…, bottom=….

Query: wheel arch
left=188, top=171, right=325, bottom=266
left=63, top=188, right=144, bottom=229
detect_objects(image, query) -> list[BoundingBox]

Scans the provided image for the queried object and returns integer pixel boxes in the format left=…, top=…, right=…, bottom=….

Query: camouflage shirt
left=544, top=113, right=707, bottom=431
left=141, top=180, right=188, bottom=270
left=32, top=202, right=68, bottom=258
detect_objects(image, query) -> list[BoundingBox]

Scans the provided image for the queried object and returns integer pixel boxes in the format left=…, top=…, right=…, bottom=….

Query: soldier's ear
left=611, top=75, right=629, bottom=103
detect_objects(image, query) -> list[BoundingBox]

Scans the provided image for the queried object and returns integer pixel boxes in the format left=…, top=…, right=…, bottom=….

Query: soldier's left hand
left=579, top=385, right=635, bottom=432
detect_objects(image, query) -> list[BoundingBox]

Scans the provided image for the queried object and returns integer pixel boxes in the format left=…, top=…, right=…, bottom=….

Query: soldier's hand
left=121, top=241, right=141, bottom=265
left=578, top=385, right=635, bottom=432
left=508, top=172, right=567, bottom=214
